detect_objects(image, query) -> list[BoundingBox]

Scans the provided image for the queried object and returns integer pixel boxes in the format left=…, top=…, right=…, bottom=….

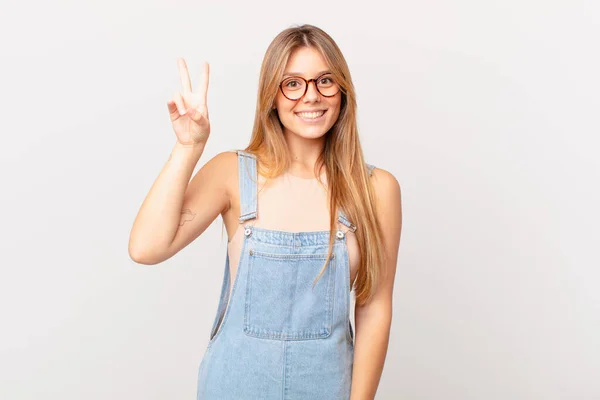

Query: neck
left=282, top=130, right=326, bottom=177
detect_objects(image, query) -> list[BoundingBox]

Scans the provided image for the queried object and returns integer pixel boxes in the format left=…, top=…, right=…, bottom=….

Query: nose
left=302, top=79, right=320, bottom=102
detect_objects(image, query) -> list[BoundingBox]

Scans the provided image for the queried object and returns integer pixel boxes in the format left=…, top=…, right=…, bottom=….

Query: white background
left=1, top=0, right=599, bottom=399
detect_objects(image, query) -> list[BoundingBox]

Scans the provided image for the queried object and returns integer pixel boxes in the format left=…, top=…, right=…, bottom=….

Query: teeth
left=296, top=110, right=325, bottom=119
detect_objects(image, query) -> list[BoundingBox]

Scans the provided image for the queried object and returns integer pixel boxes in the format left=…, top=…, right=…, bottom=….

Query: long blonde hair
left=244, top=24, right=385, bottom=306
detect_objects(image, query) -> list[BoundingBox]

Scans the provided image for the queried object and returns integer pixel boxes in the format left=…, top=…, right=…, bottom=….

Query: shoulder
left=369, top=166, right=400, bottom=194
left=369, top=166, right=402, bottom=217
left=207, top=149, right=239, bottom=165
left=200, top=150, right=238, bottom=177
left=198, top=150, right=239, bottom=192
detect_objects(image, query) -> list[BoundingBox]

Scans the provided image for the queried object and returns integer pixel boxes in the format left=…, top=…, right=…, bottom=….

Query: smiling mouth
left=294, top=110, right=327, bottom=119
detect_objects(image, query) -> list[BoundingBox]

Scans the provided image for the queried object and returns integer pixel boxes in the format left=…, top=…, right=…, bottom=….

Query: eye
left=320, top=77, right=332, bottom=84
left=284, top=78, right=303, bottom=88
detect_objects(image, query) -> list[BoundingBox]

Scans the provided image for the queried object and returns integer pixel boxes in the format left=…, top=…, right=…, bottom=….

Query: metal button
left=244, top=228, right=252, bottom=236
left=336, top=230, right=345, bottom=239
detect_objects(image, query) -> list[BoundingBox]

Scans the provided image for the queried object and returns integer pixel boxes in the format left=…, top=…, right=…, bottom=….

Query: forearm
left=350, top=310, right=392, bottom=400
left=129, top=141, right=204, bottom=261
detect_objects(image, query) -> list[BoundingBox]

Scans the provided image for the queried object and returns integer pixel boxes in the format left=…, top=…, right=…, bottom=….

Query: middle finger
left=177, top=58, right=192, bottom=93
left=196, top=62, right=210, bottom=105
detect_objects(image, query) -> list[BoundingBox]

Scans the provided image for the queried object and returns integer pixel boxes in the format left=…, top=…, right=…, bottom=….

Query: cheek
left=328, top=98, right=342, bottom=120
left=275, top=95, right=296, bottom=115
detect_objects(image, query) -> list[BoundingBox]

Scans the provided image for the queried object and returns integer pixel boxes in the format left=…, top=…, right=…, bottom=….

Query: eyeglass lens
left=280, top=74, right=339, bottom=100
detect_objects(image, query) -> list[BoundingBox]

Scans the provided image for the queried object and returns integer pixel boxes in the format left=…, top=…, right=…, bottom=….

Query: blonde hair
left=244, top=24, right=385, bottom=306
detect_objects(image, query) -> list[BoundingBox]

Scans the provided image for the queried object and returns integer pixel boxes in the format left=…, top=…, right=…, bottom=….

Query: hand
left=167, top=58, right=210, bottom=146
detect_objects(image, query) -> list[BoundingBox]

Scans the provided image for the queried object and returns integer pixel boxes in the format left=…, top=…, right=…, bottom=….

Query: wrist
left=172, top=141, right=206, bottom=159
left=168, top=141, right=205, bottom=165
left=174, top=140, right=206, bottom=152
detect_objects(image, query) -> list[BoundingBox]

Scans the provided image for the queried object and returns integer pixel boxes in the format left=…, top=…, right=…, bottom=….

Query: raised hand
left=167, top=58, right=210, bottom=146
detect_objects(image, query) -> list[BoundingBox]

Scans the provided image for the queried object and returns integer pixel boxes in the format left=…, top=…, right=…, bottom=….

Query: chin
left=287, top=125, right=331, bottom=140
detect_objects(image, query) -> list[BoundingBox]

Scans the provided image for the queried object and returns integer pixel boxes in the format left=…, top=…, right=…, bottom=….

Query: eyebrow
left=282, top=70, right=332, bottom=78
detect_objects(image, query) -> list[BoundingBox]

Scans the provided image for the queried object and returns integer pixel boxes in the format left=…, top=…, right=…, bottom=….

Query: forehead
left=283, top=47, right=330, bottom=77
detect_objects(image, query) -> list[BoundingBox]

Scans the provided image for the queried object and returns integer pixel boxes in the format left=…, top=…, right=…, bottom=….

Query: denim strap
left=236, top=150, right=258, bottom=223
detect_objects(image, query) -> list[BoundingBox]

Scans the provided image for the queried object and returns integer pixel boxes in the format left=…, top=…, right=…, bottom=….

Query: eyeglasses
left=279, top=73, right=340, bottom=101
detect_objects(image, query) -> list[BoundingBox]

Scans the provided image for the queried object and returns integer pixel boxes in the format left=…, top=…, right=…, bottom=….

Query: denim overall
left=196, top=151, right=374, bottom=400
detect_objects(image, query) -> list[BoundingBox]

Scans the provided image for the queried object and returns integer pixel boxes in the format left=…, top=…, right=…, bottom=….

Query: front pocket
left=243, top=250, right=336, bottom=340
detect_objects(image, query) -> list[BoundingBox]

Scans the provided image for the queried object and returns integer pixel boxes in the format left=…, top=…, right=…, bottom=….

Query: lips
left=294, top=110, right=327, bottom=119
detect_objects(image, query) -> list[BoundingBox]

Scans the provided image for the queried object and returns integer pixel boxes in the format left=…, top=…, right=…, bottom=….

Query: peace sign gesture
left=167, top=58, right=210, bottom=146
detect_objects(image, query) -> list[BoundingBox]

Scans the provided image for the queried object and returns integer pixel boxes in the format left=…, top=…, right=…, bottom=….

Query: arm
left=128, top=147, right=235, bottom=265
left=350, top=168, right=403, bottom=400
left=129, top=58, right=237, bottom=265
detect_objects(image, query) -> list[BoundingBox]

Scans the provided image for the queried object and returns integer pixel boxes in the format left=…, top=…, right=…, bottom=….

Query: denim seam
left=282, top=340, right=287, bottom=400
left=207, top=235, right=249, bottom=348
left=341, top=240, right=354, bottom=345
left=250, top=251, right=333, bottom=260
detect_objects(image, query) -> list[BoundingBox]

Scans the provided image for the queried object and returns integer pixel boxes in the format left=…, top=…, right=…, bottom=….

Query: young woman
left=129, top=24, right=402, bottom=400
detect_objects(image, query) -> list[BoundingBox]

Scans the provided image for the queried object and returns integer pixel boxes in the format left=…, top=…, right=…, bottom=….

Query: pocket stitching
left=244, top=250, right=335, bottom=340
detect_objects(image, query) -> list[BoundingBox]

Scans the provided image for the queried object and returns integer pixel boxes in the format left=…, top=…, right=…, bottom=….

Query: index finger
left=196, top=62, right=210, bottom=105
left=177, top=58, right=192, bottom=93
